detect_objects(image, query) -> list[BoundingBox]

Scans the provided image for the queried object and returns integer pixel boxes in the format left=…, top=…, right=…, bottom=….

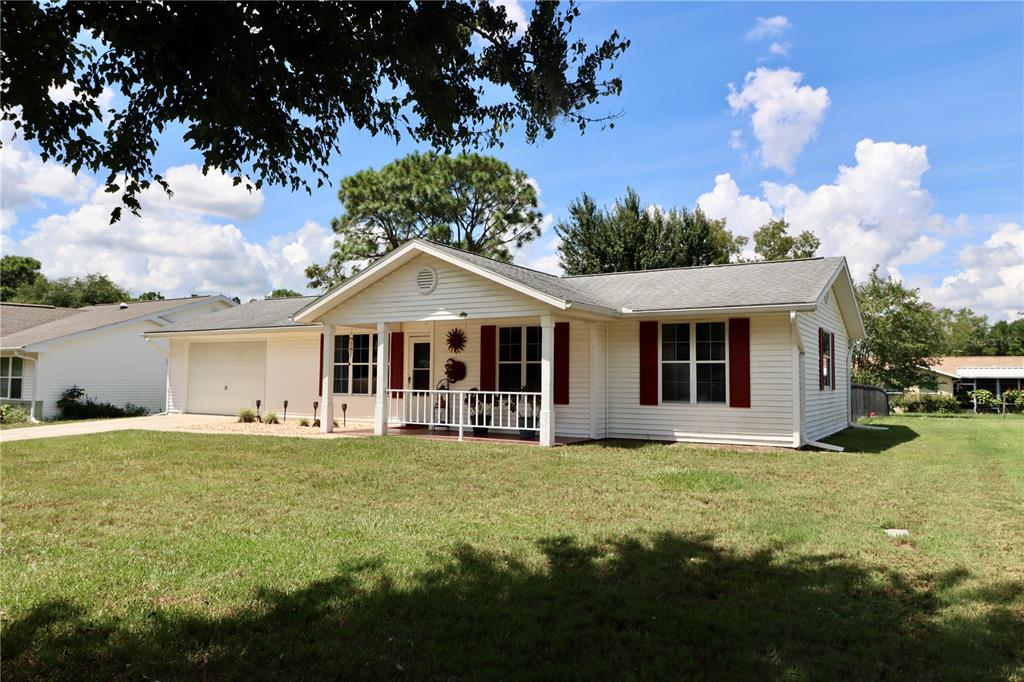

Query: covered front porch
left=316, top=314, right=566, bottom=446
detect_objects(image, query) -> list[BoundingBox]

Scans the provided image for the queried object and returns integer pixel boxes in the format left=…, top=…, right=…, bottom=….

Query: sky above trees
left=1, top=2, right=1021, bottom=318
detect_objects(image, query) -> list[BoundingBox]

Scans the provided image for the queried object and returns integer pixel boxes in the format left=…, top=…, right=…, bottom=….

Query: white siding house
left=1, top=297, right=234, bottom=419
left=148, top=240, right=865, bottom=448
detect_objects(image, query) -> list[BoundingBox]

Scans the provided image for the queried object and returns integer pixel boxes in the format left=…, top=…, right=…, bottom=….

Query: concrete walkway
left=0, top=414, right=235, bottom=443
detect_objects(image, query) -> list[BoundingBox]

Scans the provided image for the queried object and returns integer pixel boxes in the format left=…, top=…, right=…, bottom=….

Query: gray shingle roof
left=149, top=296, right=318, bottom=334
left=0, top=303, right=79, bottom=337
left=424, top=241, right=843, bottom=312
left=1, top=297, right=224, bottom=349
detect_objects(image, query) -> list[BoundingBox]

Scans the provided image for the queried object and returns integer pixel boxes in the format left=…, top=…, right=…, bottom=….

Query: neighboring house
left=145, top=240, right=865, bottom=448
left=1, top=296, right=235, bottom=419
left=916, top=356, right=1024, bottom=398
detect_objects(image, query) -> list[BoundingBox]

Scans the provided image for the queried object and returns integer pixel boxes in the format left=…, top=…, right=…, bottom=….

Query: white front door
left=408, top=336, right=432, bottom=391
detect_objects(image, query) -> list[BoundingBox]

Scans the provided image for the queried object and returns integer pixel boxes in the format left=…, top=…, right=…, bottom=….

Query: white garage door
left=187, top=341, right=266, bottom=415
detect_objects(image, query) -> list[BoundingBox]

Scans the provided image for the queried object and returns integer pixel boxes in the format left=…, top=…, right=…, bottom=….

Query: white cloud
left=156, top=164, right=265, bottom=221
left=728, top=129, right=746, bottom=152
left=918, top=223, right=1024, bottom=319
left=768, top=41, right=791, bottom=56
left=5, top=149, right=330, bottom=300
left=761, top=139, right=944, bottom=280
left=697, top=139, right=954, bottom=284
left=746, top=16, right=791, bottom=41
left=727, top=67, right=830, bottom=173
left=0, top=135, right=94, bottom=219
left=696, top=173, right=774, bottom=239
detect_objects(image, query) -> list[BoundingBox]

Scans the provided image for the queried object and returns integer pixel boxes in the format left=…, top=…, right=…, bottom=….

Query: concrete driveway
left=0, top=414, right=235, bottom=443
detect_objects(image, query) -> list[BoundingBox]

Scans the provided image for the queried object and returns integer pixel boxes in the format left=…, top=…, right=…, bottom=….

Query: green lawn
left=2, top=417, right=1022, bottom=680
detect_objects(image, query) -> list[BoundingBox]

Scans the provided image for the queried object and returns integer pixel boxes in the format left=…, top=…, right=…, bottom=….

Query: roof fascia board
left=621, top=302, right=816, bottom=316
left=144, top=325, right=319, bottom=338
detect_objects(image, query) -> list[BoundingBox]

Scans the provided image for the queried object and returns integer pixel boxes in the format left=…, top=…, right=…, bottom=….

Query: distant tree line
left=0, top=255, right=287, bottom=307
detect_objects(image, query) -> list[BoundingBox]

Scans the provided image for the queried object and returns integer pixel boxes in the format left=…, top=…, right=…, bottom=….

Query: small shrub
left=264, top=411, right=279, bottom=424
left=1002, top=388, right=1024, bottom=410
left=298, top=418, right=310, bottom=427
left=968, top=389, right=998, bottom=409
left=56, top=385, right=148, bottom=420
left=0, top=404, right=29, bottom=424
left=238, top=408, right=257, bottom=423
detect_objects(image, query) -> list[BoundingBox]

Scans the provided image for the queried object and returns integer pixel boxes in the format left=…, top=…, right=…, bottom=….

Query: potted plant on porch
left=514, top=384, right=539, bottom=440
left=464, top=388, right=492, bottom=437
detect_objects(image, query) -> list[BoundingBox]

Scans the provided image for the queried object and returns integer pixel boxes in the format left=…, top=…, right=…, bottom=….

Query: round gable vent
left=416, top=267, right=438, bottom=294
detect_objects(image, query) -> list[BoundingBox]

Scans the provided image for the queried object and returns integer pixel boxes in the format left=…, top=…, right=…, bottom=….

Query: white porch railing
left=387, top=389, right=542, bottom=440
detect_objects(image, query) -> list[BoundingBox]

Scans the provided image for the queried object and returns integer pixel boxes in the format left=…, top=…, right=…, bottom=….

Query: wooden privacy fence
left=851, top=384, right=889, bottom=420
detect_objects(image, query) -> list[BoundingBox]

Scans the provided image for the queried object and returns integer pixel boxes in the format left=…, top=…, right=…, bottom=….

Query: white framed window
left=498, top=325, right=541, bottom=391
left=0, top=357, right=23, bottom=400
left=660, top=322, right=727, bottom=404
left=819, top=328, right=835, bottom=391
left=334, top=333, right=378, bottom=395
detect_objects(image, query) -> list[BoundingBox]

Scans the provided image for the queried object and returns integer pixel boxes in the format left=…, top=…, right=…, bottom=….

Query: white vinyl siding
left=321, top=254, right=551, bottom=325
left=33, top=320, right=168, bottom=419
left=605, top=314, right=795, bottom=446
left=799, top=286, right=850, bottom=441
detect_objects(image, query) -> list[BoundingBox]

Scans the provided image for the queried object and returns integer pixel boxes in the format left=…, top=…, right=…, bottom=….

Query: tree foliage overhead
left=306, top=152, right=543, bottom=289
left=1, top=1, right=628, bottom=222
left=852, top=267, right=944, bottom=391
left=555, top=188, right=746, bottom=275
left=751, top=219, right=820, bottom=261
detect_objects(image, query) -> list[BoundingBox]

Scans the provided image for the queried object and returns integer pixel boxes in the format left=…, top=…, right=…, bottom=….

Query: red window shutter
left=818, top=327, right=825, bottom=391
left=554, top=322, right=570, bottom=404
left=390, top=332, right=404, bottom=390
left=830, top=333, right=837, bottom=390
left=480, top=325, right=496, bottom=391
left=639, top=321, right=659, bottom=405
left=728, top=318, right=751, bottom=408
left=318, top=332, right=324, bottom=397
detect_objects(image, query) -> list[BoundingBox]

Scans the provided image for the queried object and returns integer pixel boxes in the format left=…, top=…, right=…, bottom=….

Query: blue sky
left=2, top=2, right=1022, bottom=317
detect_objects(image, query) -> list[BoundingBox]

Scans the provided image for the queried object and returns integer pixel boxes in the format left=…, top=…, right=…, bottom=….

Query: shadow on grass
left=4, top=533, right=1020, bottom=680
left=826, top=424, right=920, bottom=453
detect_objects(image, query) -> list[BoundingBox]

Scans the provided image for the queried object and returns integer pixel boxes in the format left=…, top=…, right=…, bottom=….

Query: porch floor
left=345, top=425, right=589, bottom=446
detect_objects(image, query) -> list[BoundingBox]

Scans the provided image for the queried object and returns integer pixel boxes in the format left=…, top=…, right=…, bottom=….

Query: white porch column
left=539, top=314, right=555, bottom=447
left=374, top=321, right=389, bottom=436
left=320, top=326, right=334, bottom=433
